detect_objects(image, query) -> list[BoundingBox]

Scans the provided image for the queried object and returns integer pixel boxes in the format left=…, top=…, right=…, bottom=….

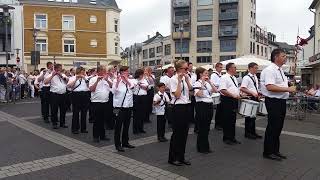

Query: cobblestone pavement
left=0, top=100, right=320, bottom=180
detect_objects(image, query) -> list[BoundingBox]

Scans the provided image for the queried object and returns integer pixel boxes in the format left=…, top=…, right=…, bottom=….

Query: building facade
left=0, top=0, right=24, bottom=68
left=21, top=0, right=121, bottom=72
left=171, top=0, right=270, bottom=66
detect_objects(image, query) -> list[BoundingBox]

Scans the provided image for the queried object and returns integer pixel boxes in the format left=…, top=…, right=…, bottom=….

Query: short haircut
left=96, top=65, right=105, bottom=73
left=134, top=69, right=144, bottom=79
left=46, top=62, right=53, bottom=68
left=188, top=62, right=193, bottom=66
left=157, top=82, right=165, bottom=88
left=54, top=64, right=62, bottom=70
left=271, top=48, right=286, bottom=62
left=248, top=62, right=258, bottom=69
left=226, top=63, right=235, bottom=71
left=76, top=66, right=85, bottom=75
left=119, top=66, right=129, bottom=73
left=215, top=62, right=223, bottom=68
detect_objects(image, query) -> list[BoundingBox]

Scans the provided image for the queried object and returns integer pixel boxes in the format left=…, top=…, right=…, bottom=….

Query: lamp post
left=178, top=20, right=184, bottom=60
left=0, top=5, right=15, bottom=69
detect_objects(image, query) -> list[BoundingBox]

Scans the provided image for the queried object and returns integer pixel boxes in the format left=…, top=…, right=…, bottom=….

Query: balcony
left=219, top=0, right=238, bottom=4
left=0, top=25, right=12, bottom=35
left=219, top=12, right=238, bottom=21
left=219, top=28, right=238, bottom=37
left=172, top=0, right=190, bottom=8
left=172, top=31, right=190, bottom=40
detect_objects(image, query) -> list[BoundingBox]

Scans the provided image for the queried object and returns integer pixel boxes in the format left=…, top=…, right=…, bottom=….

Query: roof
left=19, top=0, right=119, bottom=10
left=273, top=42, right=295, bottom=50
left=143, top=32, right=163, bottom=45
left=309, top=0, right=319, bottom=9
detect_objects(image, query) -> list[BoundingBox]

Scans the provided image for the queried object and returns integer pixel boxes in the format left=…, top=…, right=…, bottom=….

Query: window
left=257, top=45, right=259, bottom=55
left=220, top=39, right=236, bottom=52
left=149, top=48, right=155, bottom=58
left=165, top=44, right=171, bottom=55
left=175, top=40, right=189, bottom=54
left=197, top=9, right=213, bottom=22
left=253, top=42, right=255, bottom=54
left=90, top=39, right=97, bottom=47
left=197, top=41, right=212, bottom=53
left=174, top=9, right=189, bottom=22
left=197, top=56, right=212, bottom=63
left=197, top=25, right=212, bottom=37
left=149, top=60, right=155, bottom=66
left=143, top=49, right=148, bottom=59
left=198, top=0, right=213, bottom=6
left=261, top=46, right=263, bottom=56
left=220, top=55, right=236, bottom=62
left=63, top=39, right=75, bottom=54
left=156, top=59, right=161, bottom=65
left=62, top=15, right=75, bottom=31
left=250, top=42, right=252, bottom=53
left=265, top=47, right=268, bottom=57
left=35, top=14, right=47, bottom=29
left=114, top=20, right=118, bottom=33
left=36, top=39, right=47, bottom=53
left=90, top=15, right=97, bottom=23
left=115, top=42, right=118, bottom=55
left=156, top=46, right=163, bottom=53
left=142, top=61, right=148, bottom=66
left=250, top=27, right=253, bottom=38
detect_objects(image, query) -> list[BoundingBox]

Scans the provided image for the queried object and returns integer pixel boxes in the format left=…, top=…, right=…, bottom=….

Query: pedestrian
left=260, top=49, right=296, bottom=161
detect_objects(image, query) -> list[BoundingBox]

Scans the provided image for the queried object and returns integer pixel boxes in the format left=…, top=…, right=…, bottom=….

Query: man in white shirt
left=44, top=64, right=68, bottom=129
left=211, top=62, right=223, bottom=130
left=144, top=67, right=155, bottom=123
left=187, top=63, right=197, bottom=131
left=37, top=62, right=54, bottom=123
left=260, top=49, right=296, bottom=161
left=160, top=66, right=174, bottom=124
left=219, top=63, right=241, bottom=145
left=240, top=62, right=262, bottom=140
left=18, top=71, right=27, bottom=99
left=89, top=66, right=112, bottom=143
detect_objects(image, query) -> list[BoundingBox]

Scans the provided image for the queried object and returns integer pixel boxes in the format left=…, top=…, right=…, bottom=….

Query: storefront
left=305, top=53, right=320, bottom=85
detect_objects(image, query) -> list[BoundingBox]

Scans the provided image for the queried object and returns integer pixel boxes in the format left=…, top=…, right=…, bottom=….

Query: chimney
left=147, top=35, right=150, bottom=40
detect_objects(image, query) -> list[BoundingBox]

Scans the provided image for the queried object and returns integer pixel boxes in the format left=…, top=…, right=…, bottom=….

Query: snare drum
left=258, top=99, right=268, bottom=115
left=211, top=93, right=221, bottom=105
left=239, top=99, right=259, bottom=117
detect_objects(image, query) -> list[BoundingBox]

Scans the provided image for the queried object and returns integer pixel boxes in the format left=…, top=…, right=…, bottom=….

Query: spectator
left=27, top=71, right=36, bottom=98
left=0, top=68, right=7, bottom=102
left=19, top=70, right=27, bottom=99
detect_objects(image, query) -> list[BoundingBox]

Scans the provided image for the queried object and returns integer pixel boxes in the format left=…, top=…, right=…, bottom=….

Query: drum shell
left=239, top=99, right=259, bottom=117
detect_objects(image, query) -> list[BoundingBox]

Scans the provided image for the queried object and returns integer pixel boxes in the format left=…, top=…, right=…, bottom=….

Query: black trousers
left=221, top=96, right=238, bottom=141
left=50, top=93, right=66, bottom=126
left=169, top=104, right=190, bottom=162
left=71, top=92, right=90, bottom=132
left=157, top=115, right=166, bottom=138
left=133, top=95, right=147, bottom=132
left=66, top=90, right=72, bottom=111
left=20, top=84, right=26, bottom=98
left=264, top=97, right=286, bottom=155
left=215, top=103, right=223, bottom=128
left=146, top=89, right=154, bottom=121
left=114, top=108, right=132, bottom=147
left=92, top=102, right=109, bottom=139
left=196, top=102, right=214, bottom=152
left=245, top=117, right=256, bottom=135
left=105, top=93, right=115, bottom=129
left=41, top=87, right=51, bottom=120
left=89, top=102, right=94, bottom=123
left=190, top=96, right=196, bottom=123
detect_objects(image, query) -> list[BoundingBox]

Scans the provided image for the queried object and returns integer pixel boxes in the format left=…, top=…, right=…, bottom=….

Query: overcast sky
left=117, top=0, right=314, bottom=48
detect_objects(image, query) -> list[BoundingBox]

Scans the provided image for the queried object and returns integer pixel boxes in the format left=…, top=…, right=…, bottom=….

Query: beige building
left=171, top=0, right=270, bottom=66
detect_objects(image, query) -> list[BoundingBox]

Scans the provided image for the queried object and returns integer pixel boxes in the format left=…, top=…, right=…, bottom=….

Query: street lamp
left=0, top=5, right=15, bottom=69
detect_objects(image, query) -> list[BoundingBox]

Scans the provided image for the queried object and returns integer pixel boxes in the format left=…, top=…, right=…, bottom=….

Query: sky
left=117, top=0, right=314, bottom=48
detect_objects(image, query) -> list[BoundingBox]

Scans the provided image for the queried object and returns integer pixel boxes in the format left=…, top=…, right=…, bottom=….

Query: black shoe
left=232, top=139, right=241, bottom=144
left=215, top=126, right=223, bottom=131
left=158, top=137, right=168, bottom=142
left=72, top=130, right=79, bottom=134
left=52, top=125, right=59, bottom=129
left=199, top=149, right=213, bottom=154
left=263, top=154, right=282, bottom=161
left=168, top=161, right=183, bottom=166
left=122, top=144, right=135, bottom=148
left=140, top=130, right=146, bottom=134
left=223, top=139, right=235, bottom=145
left=275, top=153, right=287, bottom=159
left=60, top=125, right=68, bottom=128
left=116, top=146, right=125, bottom=152
left=254, top=134, right=263, bottom=139
left=93, top=138, right=100, bottom=143
left=81, top=130, right=88, bottom=133
left=100, top=137, right=110, bottom=141
left=245, top=134, right=257, bottom=140
left=180, top=160, right=191, bottom=166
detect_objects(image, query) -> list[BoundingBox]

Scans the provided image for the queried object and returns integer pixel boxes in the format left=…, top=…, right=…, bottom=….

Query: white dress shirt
left=210, top=72, right=222, bottom=88
left=68, top=76, right=89, bottom=92
left=260, top=63, right=289, bottom=99
left=153, top=91, right=170, bottom=115
left=315, top=90, right=320, bottom=97
left=170, top=74, right=190, bottom=104
left=39, top=70, right=52, bottom=87
left=145, top=75, right=155, bottom=89
left=133, top=78, right=148, bottom=95
left=112, top=79, right=136, bottom=108
left=188, top=72, right=197, bottom=85
left=47, top=73, right=67, bottom=94
left=160, top=75, right=171, bottom=88
left=241, top=73, right=259, bottom=96
left=193, top=80, right=213, bottom=103
left=89, top=76, right=110, bottom=103
left=18, top=74, right=27, bottom=85
left=219, top=73, right=240, bottom=97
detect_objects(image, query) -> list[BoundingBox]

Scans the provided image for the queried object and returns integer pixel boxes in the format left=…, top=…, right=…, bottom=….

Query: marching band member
left=153, top=82, right=170, bottom=142
left=261, top=49, right=296, bottom=161
left=133, top=69, right=148, bottom=134
left=44, top=64, right=69, bottom=129
left=219, top=63, right=241, bottom=145
left=86, top=68, right=96, bottom=123
left=210, top=62, right=223, bottom=131
left=89, top=66, right=112, bottom=143
left=240, top=62, right=263, bottom=140
left=187, top=63, right=197, bottom=132
left=37, top=62, right=53, bottom=123
left=106, top=65, right=118, bottom=130
left=160, top=66, right=174, bottom=124
left=113, top=66, right=136, bottom=152
left=67, top=67, right=90, bottom=134
left=144, top=67, right=155, bottom=123
left=168, top=60, right=192, bottom=166
left=194, top=67, right=217, bottom=154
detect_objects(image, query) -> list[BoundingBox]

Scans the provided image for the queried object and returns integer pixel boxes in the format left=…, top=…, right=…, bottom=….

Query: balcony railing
left=172, top=0, right=190, bottom=8
left=219, top=28, right=238, bottom=37
left=172, top=31, right=191, bottom=40
left=219, top=12, right=238, bottom=21
left=219, top=0, right=239, bottom=4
